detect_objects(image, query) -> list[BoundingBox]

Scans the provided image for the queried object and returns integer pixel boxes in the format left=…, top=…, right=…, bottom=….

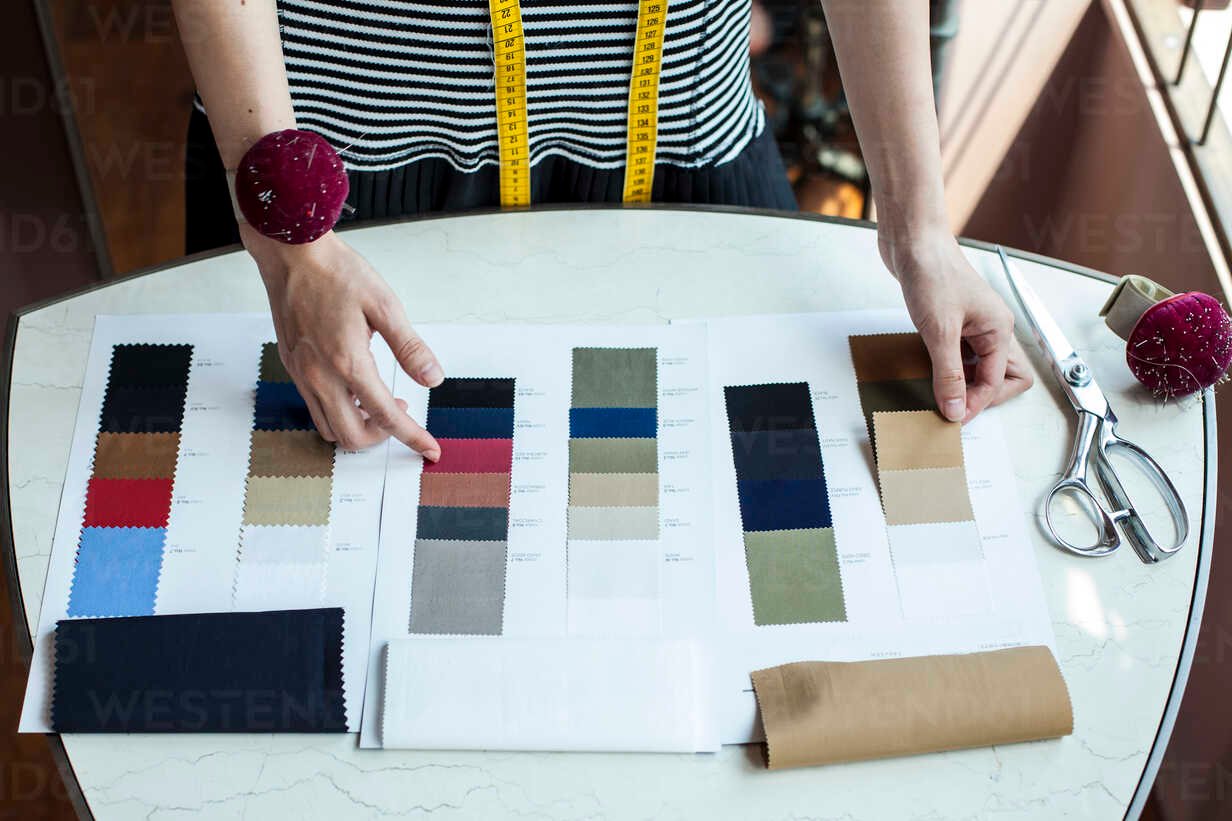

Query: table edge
left=0, top=204, right=1209, bottom=821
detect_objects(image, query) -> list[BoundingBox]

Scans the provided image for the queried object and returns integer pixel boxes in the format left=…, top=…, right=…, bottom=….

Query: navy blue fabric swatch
left=51, top=608, right=346, bottom=732
left=99, top=385, right=187, bottom=433
left=428, top=378, right=516, bottom=409
left=724, top=383, right=816, bottom=432
left=425, top=406, right=515, bottom=439
left=253, top=381, right=314, bottom=431
left=569, top=407, right=657, bottom=438
left=416, top=506, right=509, bottom=541
left=730, top=429, right=823, bottom=481
left=737, top=478, right=832, bottom=531
left=108, top=344, right=193, bottom=388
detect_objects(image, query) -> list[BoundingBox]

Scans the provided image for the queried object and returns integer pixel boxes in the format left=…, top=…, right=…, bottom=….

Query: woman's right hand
left=243, top=225, right=444, bottom=459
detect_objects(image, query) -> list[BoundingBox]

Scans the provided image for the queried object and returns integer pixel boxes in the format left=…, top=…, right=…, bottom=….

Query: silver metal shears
left=997, top=246, right=1188, bottom=563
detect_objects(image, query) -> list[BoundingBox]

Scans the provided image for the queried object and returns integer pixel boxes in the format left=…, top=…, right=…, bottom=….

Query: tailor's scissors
left=997, top=246, right=1188, bottom=563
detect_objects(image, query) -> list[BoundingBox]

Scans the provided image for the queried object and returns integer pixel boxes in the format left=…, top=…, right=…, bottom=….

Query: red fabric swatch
left=83, top=478, right=174, bottom=528
left=423, top=438, right=513, bottom=474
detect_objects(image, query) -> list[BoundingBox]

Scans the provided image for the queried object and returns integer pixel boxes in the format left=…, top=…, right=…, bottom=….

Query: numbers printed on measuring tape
left=488, top=0, right=667, bottom=207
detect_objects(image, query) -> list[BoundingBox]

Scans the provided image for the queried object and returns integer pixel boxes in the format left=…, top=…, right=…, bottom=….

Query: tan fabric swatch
left=419, top=473, right=511, bottom=508
left=751, top=646, right=1073, bottom=769
left=567, top=506, right=660, bottom=540
left=92, top=432, right=180, bottom=478
left=568, top=473, right=659, bottom=507
left=248, top=430, right=335, bottom=477
left=849, top=333, right=932, bottom=383
left=879, top=467, right=974, bottom=525
left=872, top=411, right=963, bottom=470
left=243, top=476, right=332, bottom=526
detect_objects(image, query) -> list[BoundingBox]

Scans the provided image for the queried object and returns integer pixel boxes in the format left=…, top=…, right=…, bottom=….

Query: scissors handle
left=1044, top=412, right=1121, bottom=557
left=1092, top=425, right=1189, bottom=564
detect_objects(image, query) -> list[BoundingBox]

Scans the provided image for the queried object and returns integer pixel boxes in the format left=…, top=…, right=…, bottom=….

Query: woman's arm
left=819, top=0, right=1032, bottom=421
left=172, top=0, right=443, bottom=458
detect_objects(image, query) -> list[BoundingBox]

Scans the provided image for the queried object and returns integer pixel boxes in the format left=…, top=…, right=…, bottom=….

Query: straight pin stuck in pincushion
left=235, top=130, right=349, bottom=244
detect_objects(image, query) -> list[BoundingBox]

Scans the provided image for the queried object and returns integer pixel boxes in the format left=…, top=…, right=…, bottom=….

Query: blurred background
left=3, top=0, right=1231, bottom=818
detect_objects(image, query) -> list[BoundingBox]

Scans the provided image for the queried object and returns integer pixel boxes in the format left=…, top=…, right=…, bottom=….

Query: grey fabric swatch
left=409, top=539, right=507, bottom=635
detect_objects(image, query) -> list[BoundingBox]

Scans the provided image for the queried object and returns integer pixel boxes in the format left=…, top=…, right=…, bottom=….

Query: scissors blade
left=997, top=246, right=1109, bottom=417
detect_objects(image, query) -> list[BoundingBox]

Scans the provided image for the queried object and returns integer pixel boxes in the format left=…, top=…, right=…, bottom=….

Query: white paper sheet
left=360, top=324, right=715, bottom=749
left=19, top=314, right=393, bottom=732
left=382, top=637, right=716, bottom=752
left=694, top=312, right=1057, bottom=744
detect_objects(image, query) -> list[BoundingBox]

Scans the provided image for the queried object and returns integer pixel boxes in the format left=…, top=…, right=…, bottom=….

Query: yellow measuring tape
left=488, top=0, right=667, bottom=207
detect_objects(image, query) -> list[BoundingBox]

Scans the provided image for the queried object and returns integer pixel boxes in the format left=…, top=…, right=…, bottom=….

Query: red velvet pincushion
left=1127, top=291, right=1232, bottom=398
left=234, top=130, right=349, bottom=244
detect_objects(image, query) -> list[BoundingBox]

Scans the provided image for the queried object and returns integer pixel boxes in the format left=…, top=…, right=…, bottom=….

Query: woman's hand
left=879, top=228, right=1034, bottom=423
left=243, top=225, right=444, bottom=458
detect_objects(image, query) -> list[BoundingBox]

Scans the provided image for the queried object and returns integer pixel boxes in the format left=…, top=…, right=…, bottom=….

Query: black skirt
left=184, top=106, right=797, bottom=255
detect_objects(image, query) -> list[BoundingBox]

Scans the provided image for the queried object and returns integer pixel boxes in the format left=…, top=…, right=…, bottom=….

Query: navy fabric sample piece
left=253, top=381, right=314, bottom=431
left=724, top=383, right=816, bottom=432
left=425, top=406, right=515, bottom=439
left=416, top=506, right=509, bottom=541
left=568, top=407, right=657, bottom=438
left=51, top=608, right=346, bottom=732
left=99, top=386, right=188, bottom=433
left=108, top=344, right=193, bottom=388
left=730, top=429, right=823, bottom=481
left=427, top=378, right=516, bottom=409
left=737, top=478, right=832, bottom=531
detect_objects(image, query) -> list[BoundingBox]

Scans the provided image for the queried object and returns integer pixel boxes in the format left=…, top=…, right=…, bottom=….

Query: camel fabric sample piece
left=247, top=429, right=335, bottom=477
left=68, top=344, right=191, bottom=617
left=723, top=383, right=846, bottom=625
left=410, top=377, right=515, bottom=635
left=750, top=646, right=1073, bottom=769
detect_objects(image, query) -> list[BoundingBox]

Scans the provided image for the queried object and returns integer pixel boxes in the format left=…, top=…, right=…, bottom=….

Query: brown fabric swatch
left=92, top=433, right=180, bottom=479
left=872, top=411, right=963, bottom=470
left=751, top=646, right=1073, bottom=769
left=247, top=430, right=335, bottom=477
left=849, top=333, right=932, bottom=383
left=419, top=473, right=511, bottom=508
left=243, top=476, right=332, bottom=526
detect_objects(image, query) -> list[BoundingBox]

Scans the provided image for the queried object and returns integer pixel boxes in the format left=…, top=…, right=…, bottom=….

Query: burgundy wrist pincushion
left=234, top=130, right=349, bottom=244
left=1126, top=291, right=1231, bottom=399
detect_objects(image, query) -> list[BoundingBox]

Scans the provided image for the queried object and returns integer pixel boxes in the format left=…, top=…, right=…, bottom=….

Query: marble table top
left=4, top=207, right=1215, bottom=820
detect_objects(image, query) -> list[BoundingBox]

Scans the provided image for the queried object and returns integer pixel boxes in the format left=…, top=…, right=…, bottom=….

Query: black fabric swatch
left=99, top=385, right=188, bottom=433
left=51, top=608, right=346, bottom=732
left=415, top=505, right=509, bottom=541
left=730, top=428, right=824, bottom=481
left=107, top=345, right=193, bottom=389
left=724, top=383, right=816, bottom=432
left=427, top=377, right=516, bottom=409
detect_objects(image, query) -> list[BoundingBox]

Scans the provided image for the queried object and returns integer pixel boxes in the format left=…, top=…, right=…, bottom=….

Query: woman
left=173, top=0, right=1031, bottom=460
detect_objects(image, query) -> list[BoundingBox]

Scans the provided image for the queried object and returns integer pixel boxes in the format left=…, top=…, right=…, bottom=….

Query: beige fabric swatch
left=243, top=475, right=332, bottom=526
left=878, top=467, right=974, bottom=525
left=567, top=506, right=660, bottom=540
left=872, top=411, right=963, bottom=470
left=568, top=473, right=659, bottom=507
left=751, top=646, right=1073, bottom=769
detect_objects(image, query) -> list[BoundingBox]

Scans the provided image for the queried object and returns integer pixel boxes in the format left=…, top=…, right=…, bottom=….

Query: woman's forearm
left=818, top=0, right=947, bottom=243
left=172, top=0, right=296, bottom=168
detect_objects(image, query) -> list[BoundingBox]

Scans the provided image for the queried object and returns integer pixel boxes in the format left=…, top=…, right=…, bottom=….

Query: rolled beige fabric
left=750, top=646, right=1073, bottom=770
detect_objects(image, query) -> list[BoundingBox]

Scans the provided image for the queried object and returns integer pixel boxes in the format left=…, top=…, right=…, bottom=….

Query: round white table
left=3, top=207, right=1215, bottom=820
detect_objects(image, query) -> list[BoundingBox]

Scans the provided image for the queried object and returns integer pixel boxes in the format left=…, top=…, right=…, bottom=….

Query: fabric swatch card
left=362, top=324, right=714, bottom=750
left=410, top=378, right=515, bottom=635
left=21, top=315, right=393, bottom=733
left=694, top=312, right=1056, bottom=744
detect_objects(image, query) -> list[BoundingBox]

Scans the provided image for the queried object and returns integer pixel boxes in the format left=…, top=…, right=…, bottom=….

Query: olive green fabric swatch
left=568, top=438, right=658, bottom=473
left=744, top=528, right=846, bottom=625
left=259, top=343, right=293, bottom=384
left=571, top=347, right=657, bottom=408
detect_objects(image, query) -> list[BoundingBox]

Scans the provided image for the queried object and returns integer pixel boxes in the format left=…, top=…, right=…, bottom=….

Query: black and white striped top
left=270, top=0, right=764, bottom=173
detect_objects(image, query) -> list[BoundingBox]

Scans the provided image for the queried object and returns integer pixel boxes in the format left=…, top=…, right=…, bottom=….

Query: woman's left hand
left=880, top=229, right=1034, bottom=423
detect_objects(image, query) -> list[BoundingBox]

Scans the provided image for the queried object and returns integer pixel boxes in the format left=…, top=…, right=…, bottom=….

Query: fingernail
left=418, top=362, right=444, bottom=387
left=424, top=448, right=441, bottom=462
left=943, top=399, right=964, bottom=421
